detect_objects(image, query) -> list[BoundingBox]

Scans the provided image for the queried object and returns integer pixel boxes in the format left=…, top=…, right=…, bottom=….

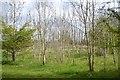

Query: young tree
left=70, top=0, right=94, bottom=71
left=1, top=21, right=35, bottom=61
left=42, top=1, right=47, bottom=65
left=35, top=0, right=42, bottom=61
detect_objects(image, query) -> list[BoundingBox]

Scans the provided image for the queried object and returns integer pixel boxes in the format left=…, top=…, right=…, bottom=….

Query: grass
left=2, top=49, right=118, bottom=78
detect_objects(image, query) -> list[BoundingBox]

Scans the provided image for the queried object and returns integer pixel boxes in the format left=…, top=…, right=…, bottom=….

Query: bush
left=2, top=50, right=11, bottom=64
left=95, top=49, right=103, bottom=56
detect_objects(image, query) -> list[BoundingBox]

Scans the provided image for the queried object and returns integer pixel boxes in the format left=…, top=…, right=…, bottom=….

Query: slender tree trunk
left=104, top=47, right=107, bottom=71
left=12, top=50, right=15, bottom=61
left=42, top=36, right=46, bottom=65
left=38, top=40, right=41, bottom=62
left=12, top=1, right=16, bottom=62
left=103, top=31, right=107, bottom=71
left=32, top=45, right=35, bottom=58
left=113, top=48, right=117, bottom=68
left=42, top=48, right=46, bottom=65
left=91, top=40, right=95, bottom=71
left=91, top=0, right=95, bottom=71
left=72, top=27, right=74, bottom=65
left=42, top=1, right=46, bottom=65
left=112, top=33, right=117, bottom=68
left=78, top=29, right=81, bottom=56
left=84, top=22, right=92, bottom=71
left=61, top=32, right=64, bottom=63
left=118, top=2, right=120, bottom=77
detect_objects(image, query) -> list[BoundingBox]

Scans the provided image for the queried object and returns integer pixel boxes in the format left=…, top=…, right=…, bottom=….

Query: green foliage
left=108, top=8, right=120, bottom=21
left=1, top=21, right=35, bottom=61
left=88, top=9, right=119, bottom=58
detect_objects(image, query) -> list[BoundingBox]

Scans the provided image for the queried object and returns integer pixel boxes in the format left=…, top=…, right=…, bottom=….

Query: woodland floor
left=2, top=49, right=119, bottom=78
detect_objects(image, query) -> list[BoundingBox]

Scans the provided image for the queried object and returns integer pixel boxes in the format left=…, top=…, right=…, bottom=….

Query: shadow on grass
left=2, top=69, right=118, bottom=78
left=57, top=70, right=118, bottom=78
left=2, top=60, right=19, bottom=65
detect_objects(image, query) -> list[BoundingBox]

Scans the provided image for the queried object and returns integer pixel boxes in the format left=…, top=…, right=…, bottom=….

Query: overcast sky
left=0, top=0, right=118, bottom=27
left=0, top=0, right=118, bottom=40
left=0, top=0, right=118, bottom=24
left=0, top=0, right=117, bottom=15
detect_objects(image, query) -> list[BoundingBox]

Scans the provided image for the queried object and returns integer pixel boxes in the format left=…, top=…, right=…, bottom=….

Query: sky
left=0, top=0, right=118, bottom=26
left=0, top=0, right=118, bottom=15
left=0, top=0, right=116, bottom=2
left=0, top=0, right=118, bottom=41
left=0, top=0, right=118, bottom=25
left=0, top=0, right=118, bottom=28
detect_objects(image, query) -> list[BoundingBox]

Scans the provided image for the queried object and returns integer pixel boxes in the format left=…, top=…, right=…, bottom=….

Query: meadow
left=2, top=49, right=118, bottom=78
left=0, top=0, right=119, bottom=79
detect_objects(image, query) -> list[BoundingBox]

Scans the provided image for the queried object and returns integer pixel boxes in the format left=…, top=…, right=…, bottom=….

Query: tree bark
left=84, top=21, right=92, bottom=71
left=104, top=47, right=107, bottom=71
left=42, top=0, right=46, bottom=65
left=12, top=50, right=15, bottom=61
left=91, top=0, right=95, bottom=71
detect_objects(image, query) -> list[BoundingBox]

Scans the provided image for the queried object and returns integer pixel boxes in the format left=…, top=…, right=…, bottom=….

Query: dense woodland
left=0, top=0, right=119, bottom=78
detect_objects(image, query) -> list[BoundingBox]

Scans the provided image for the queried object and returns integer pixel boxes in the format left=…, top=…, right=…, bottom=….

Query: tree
left=90, top=7, right=119, bottom=71
left=106, top=9, right=119, bottom=69
left=1, top=21, right=35, bottom=61
left=70, top=0, right=96, bottom=71
left=42, top=1, right=47, bottom=65
left=35, top=0, right=42, bottom=61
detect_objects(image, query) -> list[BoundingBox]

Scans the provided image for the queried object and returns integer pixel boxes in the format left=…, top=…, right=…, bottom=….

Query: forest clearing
left=0, top=0, right=119, bottom=79
left=2, top=48, right=118, bottom=78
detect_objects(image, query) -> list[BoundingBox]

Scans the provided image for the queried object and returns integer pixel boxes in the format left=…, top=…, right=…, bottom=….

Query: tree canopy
left=1, top=20, right=35, bottom=61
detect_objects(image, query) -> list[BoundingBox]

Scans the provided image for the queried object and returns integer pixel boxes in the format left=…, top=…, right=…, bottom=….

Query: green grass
left=2, top=49, right=118, bottom=78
